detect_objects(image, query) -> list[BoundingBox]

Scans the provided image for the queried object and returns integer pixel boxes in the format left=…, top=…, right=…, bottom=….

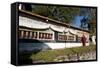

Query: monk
left=81, top=34, right=87, bottom=46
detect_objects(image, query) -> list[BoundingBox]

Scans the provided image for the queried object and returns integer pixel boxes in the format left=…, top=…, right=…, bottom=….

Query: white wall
left=47, top=43, right=89, bottom=49
left=92, top=36, right=96, bottom=45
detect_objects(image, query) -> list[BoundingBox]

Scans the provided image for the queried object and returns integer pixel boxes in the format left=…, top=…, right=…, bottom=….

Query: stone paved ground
left=32, top=51, right=96, bottom=63
left=54, top=51, right=96, bottom=62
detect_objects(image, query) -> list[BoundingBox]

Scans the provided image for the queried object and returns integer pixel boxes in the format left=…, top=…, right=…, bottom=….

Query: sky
left=72, top=15, right=83, bottom=28
left=72, top=15, right=88, bottom=30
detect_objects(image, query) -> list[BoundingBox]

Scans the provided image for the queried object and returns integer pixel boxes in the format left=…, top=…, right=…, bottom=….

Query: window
left=67, top=35, right=75, bottom=41
left=48, top=34, right=52, bottom=39
left=19, top=30, right=25, bottom=39
left=39, top=32, right=53, bottom=39
left=22, top=31, right=25, bottom=38
left=58, top=35, right=67, bottom=41
left=77, top=37, right=81, bottom=42
left=32, top=32, right=37, bottom=39
left=23, top=31, right=29, bottom=39
left=58, top=34, right=75, bottom=41
left=19, top=30, right=53, bottom=40
left=27, top=31, right=30, bottom=38
left=76, top=35, right=82, bottom=42
left=19, top=30, right=38, bottom=39
left=29, top=32, right=32, bottom=39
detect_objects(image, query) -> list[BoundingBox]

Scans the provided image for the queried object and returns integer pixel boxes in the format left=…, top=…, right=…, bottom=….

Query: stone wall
left=53, top=51, right=96, bottom=62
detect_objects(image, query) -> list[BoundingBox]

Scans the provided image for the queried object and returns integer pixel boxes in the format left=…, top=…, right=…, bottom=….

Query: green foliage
left=30, top=45, right=96, bottom=62
left=31, top=5, right=80, bottom=23
left=71, top=45, right=96, bottom=54
left=79, top=8, right=96, bottom=35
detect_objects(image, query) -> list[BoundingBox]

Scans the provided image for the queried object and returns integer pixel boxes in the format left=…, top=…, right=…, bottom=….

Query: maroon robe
left=81, top=35, right=87, bottom=46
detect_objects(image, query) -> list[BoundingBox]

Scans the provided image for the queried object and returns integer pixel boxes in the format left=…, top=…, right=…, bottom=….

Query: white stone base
left=19, top=42, right=89, bottom=52
left=46, top=43, right=89, bottom=49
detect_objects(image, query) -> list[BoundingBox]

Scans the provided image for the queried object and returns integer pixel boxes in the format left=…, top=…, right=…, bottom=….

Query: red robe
left=81, top=36, right=87, bottom=46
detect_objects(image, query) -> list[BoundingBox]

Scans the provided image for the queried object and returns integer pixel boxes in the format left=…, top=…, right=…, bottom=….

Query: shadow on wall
left=18, top=39, right=52, bottom=65
left=19, top=39, right=52, bottom=53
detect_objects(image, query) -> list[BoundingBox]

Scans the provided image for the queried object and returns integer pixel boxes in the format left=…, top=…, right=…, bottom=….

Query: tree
left=79, top=8, right=96, bottom=35
left=31, top=5, right=80, bottom=23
